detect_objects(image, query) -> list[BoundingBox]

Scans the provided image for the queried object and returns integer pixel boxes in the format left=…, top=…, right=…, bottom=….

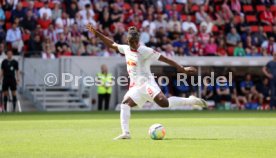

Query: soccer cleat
left=189, top=95, right=207, bottom=108
left=113, top=133, right=131, bottom=140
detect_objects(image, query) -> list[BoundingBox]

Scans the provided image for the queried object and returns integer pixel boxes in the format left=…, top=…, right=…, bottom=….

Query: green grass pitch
left=0, top=111, right=276, bottom=158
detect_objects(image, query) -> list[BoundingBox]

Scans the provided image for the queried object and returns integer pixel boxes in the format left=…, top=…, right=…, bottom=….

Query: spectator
left=55, top=33, right=69, bottom=56
left=190, top=36, right=203, bottom=56
left=24, top=1, right=39, bottom=19
left=172, top=36, right=189, bottom=56
left=246, top=46, right=262, bottom=56
left=5, top=23, right=23, bottom=54
left=56, top=12, right=74, bottom=28
left=252, top=26, right=267, bottom=47
left=231, top=0, right=242, bottom=15
left=258, top=78, right=271, bottom=110
left=173, top=78, right=192, bottom=97
left=11, top=2, right=24, bottom=22
left=270, top=25, right=276, bottom=39
left=202, top=79, right=214, bottom=101
left=155, top=14, right=167, bottom=30
left=226, top=27, right=241, bottom=46
left=263, top=53, right=276, bottom=110
left=42, top=46, right=55, bottom=59
left=234, top=42, right=246, bottom=56
left=221, top=1, right=234, bottom=20
left=140, top=26, right=150, bottom=45
left=204, top=36, right=217, bottom=56
left=70, top=35, right=84, bottom=55
left=198, top=24, right=210, bottom=44
left=182, top=15, right=197, bottom=33
left=217, top=40, right=228, bottom=56
left=67, top=2, right=79, bottom=20
left=78, top=0, right=91, bottom=10
left=240, top=74, right=263, bottom=105
left=162, top=44, right=175, bottom=57
left=168, top=13, right=181, bottom=33
left=215, top=80, right=232, bottom=104
left=109, top=3, right=122, bottom=23
left=0, top=4, right=5, bottom=21
left=4, top=0, right=19, bottom=10
left=52, top=3, right=62, bottom=20
left=142, top=15, right=156, bottom=36
left=44, top=24, right=58, bottom=43
left=28, top=34, right=43, bottom=56
left=21, top=10, right=37, bottom=33
left=195, top=5, right=211, bottom=23
left=38, top=13, right=52, bottom=30
left=39, top=2, right=52, bottom=20
left=261, top=37, right=276, bottom=55
left=260, top=5, right=274, bottom=25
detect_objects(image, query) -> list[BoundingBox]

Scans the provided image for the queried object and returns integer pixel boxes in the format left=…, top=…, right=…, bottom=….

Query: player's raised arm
left=86, top=24, right=119, bottom=52
left=158, top=55, right=197, bottom=74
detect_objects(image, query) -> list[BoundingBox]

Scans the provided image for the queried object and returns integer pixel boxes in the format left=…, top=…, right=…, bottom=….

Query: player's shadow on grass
left=165, top=138, right=231, bottom=141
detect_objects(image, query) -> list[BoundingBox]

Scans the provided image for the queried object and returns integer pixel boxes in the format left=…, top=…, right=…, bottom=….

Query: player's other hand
left=86, top=23, right=96, bottom=34
left=184, top=67, right=197, bottom=74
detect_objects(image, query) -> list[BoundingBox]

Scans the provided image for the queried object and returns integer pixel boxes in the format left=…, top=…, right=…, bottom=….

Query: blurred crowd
left=0, top=0, right=276, bottom=58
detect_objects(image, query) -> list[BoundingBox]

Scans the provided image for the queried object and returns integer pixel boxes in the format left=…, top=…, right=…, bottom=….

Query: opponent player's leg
left=113, top=97, right=137, bottom=140
left=154, top=91, right=207, bottom=108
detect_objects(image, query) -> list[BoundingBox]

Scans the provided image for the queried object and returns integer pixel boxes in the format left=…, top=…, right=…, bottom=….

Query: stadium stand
left=0, top=0, right=275, bottom=57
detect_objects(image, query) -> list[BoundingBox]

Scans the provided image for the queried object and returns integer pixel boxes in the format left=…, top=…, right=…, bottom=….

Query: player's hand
left=16, top=79, right=20, bottom=85
left=86, top=23, right=96, bottom=34
left=184, top=67, right=197, bottom=73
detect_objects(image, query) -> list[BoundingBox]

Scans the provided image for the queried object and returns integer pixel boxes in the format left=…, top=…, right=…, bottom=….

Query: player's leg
left=113, top=96, right=137, bottom=140
left=154, top=92, right=207, bottom=108
left=148, top=80, right=207, bottom=108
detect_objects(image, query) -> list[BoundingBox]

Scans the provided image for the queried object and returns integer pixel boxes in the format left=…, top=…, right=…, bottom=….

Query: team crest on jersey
left=147, top=87, right=154, bottom=97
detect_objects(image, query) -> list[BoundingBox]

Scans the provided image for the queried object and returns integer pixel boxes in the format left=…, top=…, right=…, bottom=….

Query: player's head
left=6, top=50, right=13, bottom=59
left=101, top=64, right=108, bottom=74
left=127, top=26, right=140, bottom=50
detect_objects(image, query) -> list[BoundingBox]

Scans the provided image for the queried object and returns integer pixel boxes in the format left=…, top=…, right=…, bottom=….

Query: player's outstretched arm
left=158, top=55, right=197, bottom=74
left=86, top=24, right=119, bottom=52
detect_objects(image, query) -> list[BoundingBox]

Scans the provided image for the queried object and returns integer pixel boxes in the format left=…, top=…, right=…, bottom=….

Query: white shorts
left=123, top=80, right=161, bottom=108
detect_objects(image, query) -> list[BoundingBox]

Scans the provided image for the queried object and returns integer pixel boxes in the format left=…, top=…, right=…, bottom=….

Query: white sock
left=120, top=104, right=131, bottom=134
left=168, top=96, right=198, bottom=107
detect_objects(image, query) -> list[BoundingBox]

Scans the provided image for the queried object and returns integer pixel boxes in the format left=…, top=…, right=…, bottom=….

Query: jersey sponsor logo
left=127, top=59, right=137, bottom=67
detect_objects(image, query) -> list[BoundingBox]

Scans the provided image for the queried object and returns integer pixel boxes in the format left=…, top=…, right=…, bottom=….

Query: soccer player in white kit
left=86, top=24, right=207, bottom=140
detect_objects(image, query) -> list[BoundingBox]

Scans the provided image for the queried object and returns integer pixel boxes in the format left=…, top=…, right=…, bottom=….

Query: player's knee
left=156, top=97, right=169, bottom=108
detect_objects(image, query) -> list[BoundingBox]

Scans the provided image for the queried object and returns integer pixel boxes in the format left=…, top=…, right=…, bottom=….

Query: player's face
left=128, top=38, right=139, bottom=50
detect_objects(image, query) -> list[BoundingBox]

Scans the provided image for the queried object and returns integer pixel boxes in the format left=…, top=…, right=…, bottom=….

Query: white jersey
left=118, top=44, right=161, bottom=87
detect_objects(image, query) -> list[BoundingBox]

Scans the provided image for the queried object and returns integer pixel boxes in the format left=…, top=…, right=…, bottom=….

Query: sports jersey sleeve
left=142, top=46, right=161, bottom=61
left=117, top=44, right=127, bottom=54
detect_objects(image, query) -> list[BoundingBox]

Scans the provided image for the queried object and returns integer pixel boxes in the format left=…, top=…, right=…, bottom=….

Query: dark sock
left=12, top=95, right=17, bottom=112
left=3, top=96, right=8, bottom=112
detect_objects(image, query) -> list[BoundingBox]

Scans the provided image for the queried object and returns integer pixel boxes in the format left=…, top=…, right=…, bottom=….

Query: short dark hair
left=127, top=26, right=140, bottom=40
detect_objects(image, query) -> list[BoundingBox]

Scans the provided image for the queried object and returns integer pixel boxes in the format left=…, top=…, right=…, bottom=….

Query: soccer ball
left=148, top=123, right=166, bottom=140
